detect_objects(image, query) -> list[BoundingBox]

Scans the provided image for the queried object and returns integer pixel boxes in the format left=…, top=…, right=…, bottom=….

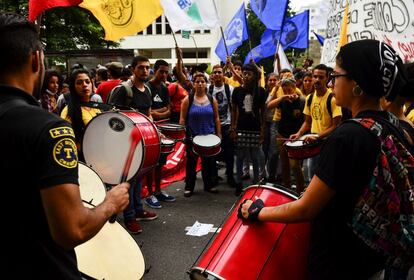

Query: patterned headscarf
left=337, top=40, right=408, bottom=101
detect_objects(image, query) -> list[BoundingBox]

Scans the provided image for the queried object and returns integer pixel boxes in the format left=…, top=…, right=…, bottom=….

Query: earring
left=352, top=86, right=363, bottom=96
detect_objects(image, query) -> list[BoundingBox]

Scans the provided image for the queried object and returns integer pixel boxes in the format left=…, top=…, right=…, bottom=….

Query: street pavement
left=122, top=169, right=241, bottom=280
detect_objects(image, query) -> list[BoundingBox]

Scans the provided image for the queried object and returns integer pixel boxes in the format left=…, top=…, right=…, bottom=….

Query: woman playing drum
left=240, top=40, right=411, bottom=279
left=61, top=69, right=101, bottom=159
left=180, top=73, right=221, bottom=197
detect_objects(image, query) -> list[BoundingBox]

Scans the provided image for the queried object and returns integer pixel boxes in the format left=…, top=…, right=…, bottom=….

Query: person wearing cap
left=96, top=61, right=123, bottom=103
left=240, top=40, right=411, bottom=279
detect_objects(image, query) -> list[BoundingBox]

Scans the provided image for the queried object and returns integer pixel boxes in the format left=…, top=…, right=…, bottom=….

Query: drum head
left=161, top=138, right=175, bottom=146
left=157, top=123, right=184, bottom=131
left=193, top=134, right=221, bottom=147
left=285, top=134, right=319, bottom=147
left=75, top=221, right=145, bottom=280
left=83, top=112, right=144, bottom=185
left=78, top=162, right=106, bottom=208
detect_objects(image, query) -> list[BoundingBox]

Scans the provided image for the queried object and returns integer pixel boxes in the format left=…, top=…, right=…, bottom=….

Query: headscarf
left=337, top=40, right=408, bottom=101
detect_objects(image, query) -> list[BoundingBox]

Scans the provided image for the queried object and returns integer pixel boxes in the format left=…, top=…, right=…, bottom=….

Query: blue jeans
left=267, top=122, right=279, bottom=181
left=123, top=178, right=143, bottom=220
left=309, top=154, right=320, bottom=180
left=236, top=146, right=264, bottom=184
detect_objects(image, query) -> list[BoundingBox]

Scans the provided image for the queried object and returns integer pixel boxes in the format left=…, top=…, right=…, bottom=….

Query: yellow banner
left=80, top=0, right=163, bottom=41
left=337, top=1, right=349, bottom=51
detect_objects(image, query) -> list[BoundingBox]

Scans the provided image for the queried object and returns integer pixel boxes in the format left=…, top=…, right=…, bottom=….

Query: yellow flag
left=337, top=1, right=349, bottom=51
left=260, top=66, right=266, bottom=88
left=80, top=0, right=163, bottom=41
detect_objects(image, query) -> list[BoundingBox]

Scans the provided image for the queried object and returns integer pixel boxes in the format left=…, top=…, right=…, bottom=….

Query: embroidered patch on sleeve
left=53, top=138, right=78, bottom=168
left=49, top=127, right=75, bottom=138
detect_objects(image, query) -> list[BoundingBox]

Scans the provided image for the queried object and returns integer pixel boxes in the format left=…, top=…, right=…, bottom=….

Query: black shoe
left=184, top=190, right=193, bottom=197
left=205, top=187, right=219, bottom=194
left=241, top=173, right=250, bottom=180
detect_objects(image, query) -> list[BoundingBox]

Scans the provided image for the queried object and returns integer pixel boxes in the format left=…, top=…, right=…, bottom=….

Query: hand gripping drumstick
left=109, top=126, right=142, bottom=223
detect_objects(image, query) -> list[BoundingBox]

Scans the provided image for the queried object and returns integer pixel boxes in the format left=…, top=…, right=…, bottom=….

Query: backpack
left=307, top=92, right=334, bottom=117
left=107, top=80, right=151, bottom=107
left=348, top=116, right=414, bottom=270
left=208, top=84, right=231, bottom=110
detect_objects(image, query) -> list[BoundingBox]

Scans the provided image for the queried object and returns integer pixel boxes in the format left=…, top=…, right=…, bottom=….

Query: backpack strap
left=224, top=83, right=232, bottom=111
left=307, top=92, right=334, bottom=118
left=208, top=84, right=214, bottom=95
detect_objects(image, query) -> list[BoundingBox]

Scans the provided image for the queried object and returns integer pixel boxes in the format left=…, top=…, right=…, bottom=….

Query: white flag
left=274, top=44, right=292, bottom=74
left=161, top=0, right=220, bottom=32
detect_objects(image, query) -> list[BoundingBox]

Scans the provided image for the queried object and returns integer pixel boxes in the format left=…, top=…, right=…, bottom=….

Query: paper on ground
left=186, top=221, right=214, bottom=237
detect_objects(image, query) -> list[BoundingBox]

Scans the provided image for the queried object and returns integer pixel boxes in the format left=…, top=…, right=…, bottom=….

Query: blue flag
left=245, top=10, right=310, bottom=63
left=250, top=0, right=289, bottom=30
left=313, top=31, right=325, bottom=46
left=215, top=4, right=249, bottom=62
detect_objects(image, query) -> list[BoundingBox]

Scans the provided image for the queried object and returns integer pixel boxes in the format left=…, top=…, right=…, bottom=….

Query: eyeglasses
left=329, top=72, right=349, bottom=85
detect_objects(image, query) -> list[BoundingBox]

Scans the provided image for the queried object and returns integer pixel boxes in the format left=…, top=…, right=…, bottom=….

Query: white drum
left=78, top=162, right=106, bottom=209
left=192, top=134, right=221, bottom=157
left=82, top=111, right=160, bottom=185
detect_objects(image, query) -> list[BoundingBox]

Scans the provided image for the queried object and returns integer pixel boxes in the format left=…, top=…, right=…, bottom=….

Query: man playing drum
left=145, top=59, right=176, bottom=209
left=0, top=12, right=130, bottom=278
left=110, top=55, right=158, bottom=234
left=289, top=64, right=342, bottom=178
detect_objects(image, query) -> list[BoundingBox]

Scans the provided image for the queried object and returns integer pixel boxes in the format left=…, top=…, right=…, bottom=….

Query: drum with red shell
left=189, top=185, right=310, bottom=280
left=192, top=134, right=221, bottom=157
left=82, top=111, right=160, bottom=184
left=160, top=137, right=175, bottom=154
left=156, top=122, right=186, bottom=142
left=285, top=134, right=324, bottom=160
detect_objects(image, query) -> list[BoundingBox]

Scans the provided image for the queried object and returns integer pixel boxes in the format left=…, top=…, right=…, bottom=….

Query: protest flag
left=250, top=0, right=289, bottom=31
left=29, top=0, right=82, bottom=21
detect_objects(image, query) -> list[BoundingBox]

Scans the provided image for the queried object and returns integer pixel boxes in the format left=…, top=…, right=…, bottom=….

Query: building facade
left=119, top=0, right=244, bottom=67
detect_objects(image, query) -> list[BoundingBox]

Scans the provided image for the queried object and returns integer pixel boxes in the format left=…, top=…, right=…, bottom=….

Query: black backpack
left=306, top=91, right=334, bottom=117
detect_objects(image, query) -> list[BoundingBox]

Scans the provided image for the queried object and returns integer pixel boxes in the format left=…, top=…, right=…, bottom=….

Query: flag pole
left=243, top=3, right=252, bottom=53
left=273, top=0, right=289, bottom=73
left=172, top=32, right=178, bottom=47
left=212, top=0, right=229, bottom=56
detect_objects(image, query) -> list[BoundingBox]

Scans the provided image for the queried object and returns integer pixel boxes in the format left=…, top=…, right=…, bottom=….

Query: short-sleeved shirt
left=211, top=84, right=234, bottom=126
left=167, top=82, right=188, bottom=113
left=277, top=96, right=305, bottom=137
left=232, top=86, right=266, bottom=132
left=146, top=81, right=170, bottom=110
left=0, top=85, right=80, bottom=279
left=310, top=110, right=387, bottom=278
left=303, top=89, right=342, bottom=134
left=96, top=79, right=121, bottom=103
left=110, top=83, right=152, bottom=115
left=225, top=76, right=241, bottom=88
left=269, top=86, right=303, bottom=122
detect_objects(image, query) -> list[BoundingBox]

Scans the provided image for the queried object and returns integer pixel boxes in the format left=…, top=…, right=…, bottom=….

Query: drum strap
left=0, top=99, right=28, bottom=119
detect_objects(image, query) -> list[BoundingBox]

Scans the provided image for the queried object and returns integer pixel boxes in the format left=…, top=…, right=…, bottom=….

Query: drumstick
left=109, top=126, right=142, bottom=223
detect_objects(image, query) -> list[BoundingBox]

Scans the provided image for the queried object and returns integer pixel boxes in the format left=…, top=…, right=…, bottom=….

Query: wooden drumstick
left=109, top=126, right=142, bottom=223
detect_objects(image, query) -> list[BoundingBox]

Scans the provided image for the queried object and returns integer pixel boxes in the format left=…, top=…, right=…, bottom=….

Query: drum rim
left=157, top=123, right=185, bottom=131
left=245, top=184, right=299, bottom=200
left=78, top=161, right=105, bottom=187
left=190, top=267, right=225, bottom=280
left=193, top=135, right=221, bottom=148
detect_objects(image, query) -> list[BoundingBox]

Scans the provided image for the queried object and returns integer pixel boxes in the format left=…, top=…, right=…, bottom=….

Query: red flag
left=29, top=0, right=82, bottom=21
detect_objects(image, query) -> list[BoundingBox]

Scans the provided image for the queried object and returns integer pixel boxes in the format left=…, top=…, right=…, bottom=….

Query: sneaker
left=135, top=210, right=158, bottom=221
left=156, top=191, right=176, bottom=202
left=144, top=195, right=162, bottom=209
left=124, top=219, right=142, bottom=234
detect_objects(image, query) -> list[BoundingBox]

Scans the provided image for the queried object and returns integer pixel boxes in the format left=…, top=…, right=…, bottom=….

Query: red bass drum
left=82, top=111, right=160, bottom=185
left=190, top=185, right=310, bottom=280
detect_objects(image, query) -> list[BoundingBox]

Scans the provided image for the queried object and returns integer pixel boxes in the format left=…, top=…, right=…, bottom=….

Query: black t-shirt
left=277, top=96, right=305, bottom=138
left=110, top=83, right=152, bottom=115
left=232, top=86, right=266, bottom=132
left=0, top=86, right=81, bottom=279
left=311, top=110, right=387, bottom=279
left=146, top=81, right=170, bottom=110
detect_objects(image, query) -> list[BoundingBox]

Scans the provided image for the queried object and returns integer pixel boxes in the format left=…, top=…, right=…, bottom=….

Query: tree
left=1, top=1, right=117, bottom=50
left=233, top=3, right=294, bottom=75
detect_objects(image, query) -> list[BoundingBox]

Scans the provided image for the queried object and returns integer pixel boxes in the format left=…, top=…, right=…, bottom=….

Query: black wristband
left=247, top=199, right=264, bottom=221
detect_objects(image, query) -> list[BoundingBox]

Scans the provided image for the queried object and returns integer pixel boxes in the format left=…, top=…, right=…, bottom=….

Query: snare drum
left=156, top=123, right=186, bottom=142
left=192, top=134, right=221, bottom=157
left=190, top=185, right=310, bottom=280
left=78, top=162, right=106, bottom=208
left=160, top=137, right=175, bottom=154
left=285, top=134, right=323, bottom=160
left=82, top=111, right=160, bottom=185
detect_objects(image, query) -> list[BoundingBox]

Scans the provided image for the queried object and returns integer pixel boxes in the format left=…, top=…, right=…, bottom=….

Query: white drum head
left=161, top=138, right=175, bottom=145
left=193, top=134, right=221, bottom=147
left=83, top=112, right=144, bottom=185
left=286, top=134, right=318, bottom=147
left=78, top=162, right=106, bottom=208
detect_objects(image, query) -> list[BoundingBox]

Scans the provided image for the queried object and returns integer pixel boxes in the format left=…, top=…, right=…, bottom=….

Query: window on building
left=194, top=30, right=201, bottom=34
left=204, top=30, right=210, bottom=34
left=182, top=49, right=208, bottom=59
left=146, top=25, right=153, bottom=35
left=155, top=16, right=162, bottom=34
left=166, top=18, right=172, bottom=34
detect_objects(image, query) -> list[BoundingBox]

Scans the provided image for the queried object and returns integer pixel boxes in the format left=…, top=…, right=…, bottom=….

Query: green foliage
left=1, top=2, right=117, bottom=50
left=233, top=3, right=296, bottom=75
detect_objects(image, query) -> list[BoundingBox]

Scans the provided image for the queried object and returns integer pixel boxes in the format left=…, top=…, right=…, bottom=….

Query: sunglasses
left=329, top=72, right=349, bottom=85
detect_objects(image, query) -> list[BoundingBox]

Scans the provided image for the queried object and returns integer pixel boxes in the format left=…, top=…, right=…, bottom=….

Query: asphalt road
left=122, top=169, right=241, bottom=280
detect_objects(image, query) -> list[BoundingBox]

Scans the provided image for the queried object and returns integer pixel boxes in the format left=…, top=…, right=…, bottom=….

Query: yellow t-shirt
left=270, top=87, right=303, bottom=122
left=225, top=76, right=241, bottom=88
left=407, top=110, right=414, bottom=124
left=61, top=106, right=101, bottom=126
left=303, top=89, right=342, bottom=134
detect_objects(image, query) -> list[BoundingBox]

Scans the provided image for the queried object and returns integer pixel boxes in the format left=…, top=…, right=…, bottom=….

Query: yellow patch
left=49, top=127, right=75, bottom=138
left=53, top=138, right=78, bottom=168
